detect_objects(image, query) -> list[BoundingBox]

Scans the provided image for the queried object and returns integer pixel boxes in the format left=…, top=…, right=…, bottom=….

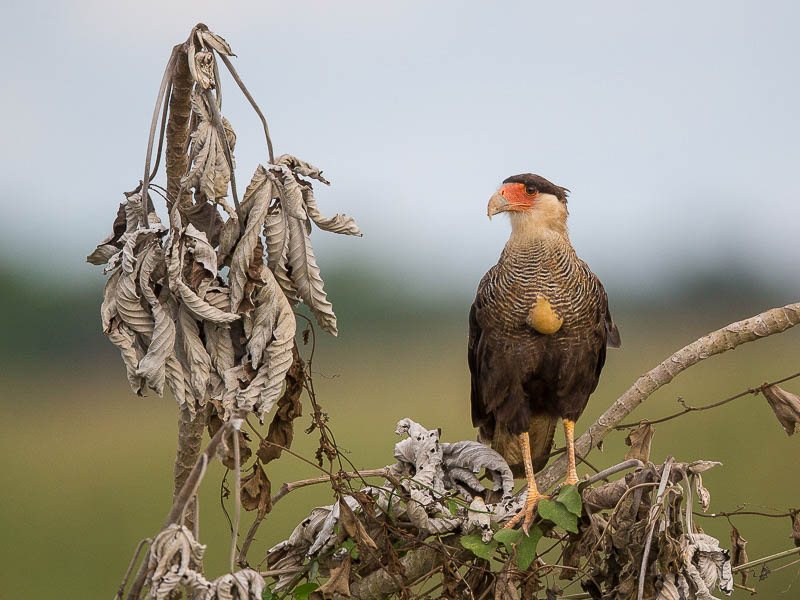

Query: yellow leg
left=504, top=433, right=544, bottom=534
left=564, top=419, right=579, bottom=486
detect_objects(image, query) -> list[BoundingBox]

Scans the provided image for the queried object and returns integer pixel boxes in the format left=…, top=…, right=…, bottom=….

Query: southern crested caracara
left=468, top=173, right=620, bottom=532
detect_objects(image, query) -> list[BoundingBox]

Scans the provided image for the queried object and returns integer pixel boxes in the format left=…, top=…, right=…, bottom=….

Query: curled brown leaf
left=240, top=462, right=272, bottom=516
left=339, top=498, right=378, bottom=554
left=763, top=384, right=800, bottom=436
left=730, top=525, right=749, bottom=585
left=624, top=422, right=654, bottom=462
left=310, top=554, right=351, bottom=599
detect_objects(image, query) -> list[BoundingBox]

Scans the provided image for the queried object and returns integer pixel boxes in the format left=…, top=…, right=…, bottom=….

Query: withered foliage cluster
left=259, top=421, right=740, bottom=600
left=88, top=24, right=360, bottom=423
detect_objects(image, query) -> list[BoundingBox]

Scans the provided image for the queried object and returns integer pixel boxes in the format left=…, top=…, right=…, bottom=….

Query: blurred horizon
left=2, top=1, right=799, bottom=598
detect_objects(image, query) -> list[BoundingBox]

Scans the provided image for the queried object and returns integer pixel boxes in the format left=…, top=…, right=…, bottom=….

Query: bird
left=467, top=173, right=620, bottom=532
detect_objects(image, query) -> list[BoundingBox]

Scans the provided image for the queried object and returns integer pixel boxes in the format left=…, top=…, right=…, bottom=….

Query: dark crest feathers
left=503, top=173, right=569, bottom=204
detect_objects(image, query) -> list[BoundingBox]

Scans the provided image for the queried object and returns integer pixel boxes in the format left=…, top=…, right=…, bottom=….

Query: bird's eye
left=525, top=185, right=537, bottom=195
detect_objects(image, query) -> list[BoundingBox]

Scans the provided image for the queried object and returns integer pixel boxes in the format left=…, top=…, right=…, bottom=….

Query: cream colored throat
left=508, top=193, right=568, bottom=240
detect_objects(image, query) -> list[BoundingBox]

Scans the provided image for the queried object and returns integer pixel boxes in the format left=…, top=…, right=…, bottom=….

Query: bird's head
left=487, top=174, right=569, bottom=237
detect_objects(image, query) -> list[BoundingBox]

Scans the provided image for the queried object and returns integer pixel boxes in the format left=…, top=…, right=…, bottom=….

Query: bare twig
left=114, top=538, right=151, bottom=600
left=581, top=459, right=643, bottom=487
left=614, top=370, right=800, bottom=430
left=695, top=507, right=800, bottom=519
left=271, top=468, right=391, bottom=507
left=217, top=53, right=275, bottom=163
left=140, top=48, right=178, bottom=224
left=770, top=557, right=800, bottom=573
left=230, top=426, right=242, bottom=573
left=147, top=76, right=172, bottom=184
left=733, top=548, right=800, bottom=573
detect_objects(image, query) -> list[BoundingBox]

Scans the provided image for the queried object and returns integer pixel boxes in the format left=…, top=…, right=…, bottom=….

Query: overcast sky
left=2, top=1, right=798, bottom=298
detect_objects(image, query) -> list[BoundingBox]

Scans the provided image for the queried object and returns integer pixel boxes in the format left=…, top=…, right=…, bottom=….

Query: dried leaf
left=730, top=525, right=749, bottom=585
left=276, top=154, right=330, bottom=185
left=230, top=166, right=272, bottom=312
left=123, top=192, right=144, bottom=233
left=174, top=277, right=240, bottom=323
left=185, top=223, right=218, bottom=278
left=695, top=472, right=711, bottom=512
left=182, top=90, right=233, bottom=203
left=763, top=384, right=800, bottom=436
left=176, top=305, right=212, bottom=403
left=204, top=569, right=265, bottom=600
left=107, top=318, right=145, bottom=395
left=137, top=243, right=164, bottom=307
left=624, top=422, right=654, bottom=462
left=241, top=462, right=273, bottom=515
left=311, top=554, right=351, bottom=599
left=210, top=418, right=252, bottom=471
left=286, top=215, right=338, bottom=335
left=87, top=243, right=120, bottom=265
left=264, top=206, right=299, bottom=304
left=339, top=497, right=378, bottom=553
left=201, top=29, right=235, bottom=56
left=191, top=49, right=215, bottom=89
left=87, top=202, right=127, bottom=264
left=116, top=267, right=155, bottom=336
left=165, top=216, right=239, bottom=324
left=269, top=165, right=308, bottom=220
left=135, top=300, right=176, bottom=396
left=302, top=187, right=362, bottom=236
left=245, top=269, right=286, bottom=368
left=165, top=354, right=188, bottom=412
left=101, top=268, right=121, bottom=333
left=258, top=350, right=304, bottom=463
left=148, top=524, right=207, bottom=599
left=234, top=305, right=294, bottom=420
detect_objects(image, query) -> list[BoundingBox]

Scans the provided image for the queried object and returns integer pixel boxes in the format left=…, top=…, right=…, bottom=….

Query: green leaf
left=493, top=527, right=522, bottom=552
left=538, top=498, right=578, bottom=533
left=447, top=498, right=459, bottom=516
left=556, top=484, right=583, bottom=517
left=262, top=589, right=276, bottom=600
left=515, top=524, right=542, bottom=570
left=293, top=582, right=319, bottom=600
left=342, top=539, right=359, bottom=559
left=460, top=533, right=498, bottom=560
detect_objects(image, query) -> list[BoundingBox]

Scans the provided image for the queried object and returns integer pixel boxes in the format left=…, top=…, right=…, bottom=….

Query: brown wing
left=468, top=255, right=620, bottom=473
left=468, top=269, right=493, bottom=435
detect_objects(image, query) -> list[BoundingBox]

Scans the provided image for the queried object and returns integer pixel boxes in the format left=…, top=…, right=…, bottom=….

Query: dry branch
left=536, top=301, right=800, bottom=492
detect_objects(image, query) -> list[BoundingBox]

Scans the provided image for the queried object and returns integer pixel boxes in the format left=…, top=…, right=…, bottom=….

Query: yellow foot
left=564, top=473, right=579, bottom=487
left=504, top=491, right=546, bottom=535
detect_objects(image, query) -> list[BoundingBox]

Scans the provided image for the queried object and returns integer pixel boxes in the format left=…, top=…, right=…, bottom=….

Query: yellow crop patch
left=527, top=297, right=564, bottom=334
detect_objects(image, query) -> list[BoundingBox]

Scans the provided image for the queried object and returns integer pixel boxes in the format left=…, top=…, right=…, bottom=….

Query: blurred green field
left=2, top=302, right=799, bottom=599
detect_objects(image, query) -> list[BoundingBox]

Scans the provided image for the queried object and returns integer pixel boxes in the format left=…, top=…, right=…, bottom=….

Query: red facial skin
left=498, top=182, right=539, bottom=210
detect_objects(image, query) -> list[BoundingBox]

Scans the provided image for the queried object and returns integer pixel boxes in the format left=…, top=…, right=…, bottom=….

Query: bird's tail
left=480, top=415, right=558, bottom=478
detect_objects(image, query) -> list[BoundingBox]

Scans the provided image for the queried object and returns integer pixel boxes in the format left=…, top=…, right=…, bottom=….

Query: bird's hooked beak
left=487, top=183, right=535, bottom=219
left=487, top=191, right=510, bottom=220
